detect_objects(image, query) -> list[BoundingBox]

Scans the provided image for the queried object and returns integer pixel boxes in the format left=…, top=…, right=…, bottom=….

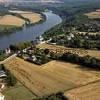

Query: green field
left=3, top=83, right=36, bottom=100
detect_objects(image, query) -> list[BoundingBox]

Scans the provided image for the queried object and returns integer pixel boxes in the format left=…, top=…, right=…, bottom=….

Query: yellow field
left=21, top=13, right=42, bottom=24
left=85, top=9, right=100, bottom=19
left=9, top=10, right=42, bottom=24
left=4, top=57, right=100, bottom=97
left=64, top=81, right=100, bottom=100
left=0, top=15, right=25, bottom=26
left=37, top=43, right=100, bottom=59
left=42, top=61, right=100, bottom=85
left=0, top=10, right=42, bottom=27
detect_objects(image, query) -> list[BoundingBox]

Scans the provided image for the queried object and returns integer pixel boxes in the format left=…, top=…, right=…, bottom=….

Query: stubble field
left=4, top=57, right=100, bottom=97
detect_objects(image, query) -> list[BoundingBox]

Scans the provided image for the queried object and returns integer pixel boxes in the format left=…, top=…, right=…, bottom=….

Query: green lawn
left=3, top=83, right=37, bottom=100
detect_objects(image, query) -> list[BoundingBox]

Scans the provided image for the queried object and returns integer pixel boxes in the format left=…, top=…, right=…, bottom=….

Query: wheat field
left=0, top=15, right=25, bottom=26
left=4, top=57, right=100, bottom=97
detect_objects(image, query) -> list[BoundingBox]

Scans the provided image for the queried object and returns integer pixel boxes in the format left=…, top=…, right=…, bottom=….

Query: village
left=0, top=1, right=100, bottom=99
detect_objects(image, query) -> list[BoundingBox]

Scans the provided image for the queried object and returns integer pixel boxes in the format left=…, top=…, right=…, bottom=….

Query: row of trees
left=59, top=53, right=100, bottom=70
left=37, top=92, right=67, bottom=100
left=67, top=37, right=100, bottom=50
left=5, top=70, right=17, bottom=86
left=0, top=25, right=22, bottom=36
left=9, top=41, right=32, bottom=51
left=0, top=50, right=6, bottom=61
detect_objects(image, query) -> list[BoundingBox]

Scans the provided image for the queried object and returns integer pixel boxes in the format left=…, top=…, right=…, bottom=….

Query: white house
left=0, top=71, right=7, bottom=78
left=0, top=93, right=4, bottom=100
left=5, top=48, right=11, bottom=55
left=32, top=55, right=37, bottom=61
left=67, top=33, right=75, bottom=40
left=38, top=36, right=46, bottom=44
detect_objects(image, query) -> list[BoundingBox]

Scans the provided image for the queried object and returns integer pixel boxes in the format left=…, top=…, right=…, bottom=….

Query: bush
left=5, top=70, right=17, bottom=86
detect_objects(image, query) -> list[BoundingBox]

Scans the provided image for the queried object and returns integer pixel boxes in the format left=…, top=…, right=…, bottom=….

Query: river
left=0, top=12, right=62, bottom=49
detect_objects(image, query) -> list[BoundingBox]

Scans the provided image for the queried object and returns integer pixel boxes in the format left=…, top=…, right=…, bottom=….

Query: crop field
left=4, top=57, right=100, bottom=97
left=37, top=43, right=100, bottom=59
left=9, top=10, right=42, bottom=24
left=0, top=10, right=42, bottom=27
left=64, top=81, right=100, bottom=100
left=21, top=13, right=42, bottom=24
left=0, top=15, right=25, bottom=26
left=85, top=9, right=100, bottom=19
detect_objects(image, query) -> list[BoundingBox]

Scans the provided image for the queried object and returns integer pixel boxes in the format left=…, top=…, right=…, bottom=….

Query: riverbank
left=0, top=10, right=45, bottom=36
left=0, top=11, right=62, bottom=49
left=0, top=25, right=22, bottom=36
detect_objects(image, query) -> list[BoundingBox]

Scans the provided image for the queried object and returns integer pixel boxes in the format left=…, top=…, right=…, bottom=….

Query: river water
left=0, top=12, right=62, bottom=49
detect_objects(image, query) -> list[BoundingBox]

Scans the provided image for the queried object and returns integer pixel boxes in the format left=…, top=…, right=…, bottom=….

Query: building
left=67, top=33, right=75, bottom=40
left=5, top=48, right=11, bottom=55
left=0, top=93, right=4, bottom=100
left=0, top=71, right=7, bottom=78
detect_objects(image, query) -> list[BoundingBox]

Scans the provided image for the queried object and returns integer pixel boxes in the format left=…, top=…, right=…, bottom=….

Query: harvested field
left=0, top=15, right=25, bottom=26
left=85, top=9, right=100, bottom=19
left=9, top=10, right=42, bottom=24
left=4, top=57, right=75, bottom=97
left=42, top=61, right=100, bottom=85
left=21, top=13, right=42, bottom=24
left=64, top=81, right=100, bottom=100
left=4, top=57, right=100, bottom=97
left=37, top=43, right=100, bottom=59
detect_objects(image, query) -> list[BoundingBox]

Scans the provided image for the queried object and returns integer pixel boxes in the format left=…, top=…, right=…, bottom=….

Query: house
left=67, top=33, right=75, bottom=40
left=39, top=36, right=44, bottom=41
left=46, top=38, right=52, bottom=43
left=32, top=55, right=37, bottom=61
left=0, top=93, right=4, bottom=100
left=0, top=84, right=5, bottom=100
left=0, top=71, right=7, bottom=78
left=5, top=48, right=11, bottom=55
left=38, top=36, right=46, bottom=44
left=22, top=49, right=27, bottom=53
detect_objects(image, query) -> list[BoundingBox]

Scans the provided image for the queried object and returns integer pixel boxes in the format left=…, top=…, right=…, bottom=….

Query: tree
left=44, top=49, right=50, bottom=55
left=6, top=70, right=17, bottom=86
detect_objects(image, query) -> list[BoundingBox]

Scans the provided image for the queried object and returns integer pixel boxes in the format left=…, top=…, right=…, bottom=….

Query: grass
left=4, top=57, right=100, bottom=97
left=3, top=83, right=36, bottom=100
